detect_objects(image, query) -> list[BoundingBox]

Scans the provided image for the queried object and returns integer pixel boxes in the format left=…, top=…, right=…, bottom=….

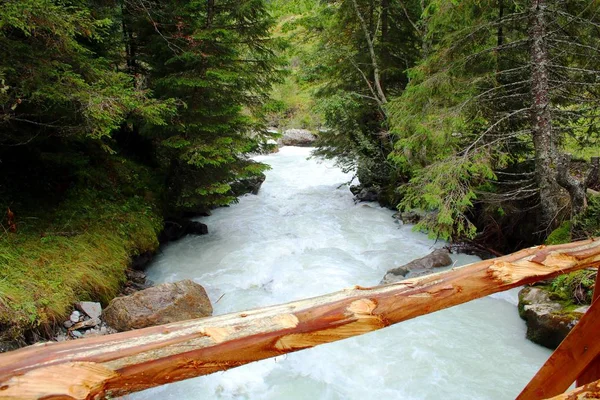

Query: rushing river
left=133, top=147, right=551, bottom=400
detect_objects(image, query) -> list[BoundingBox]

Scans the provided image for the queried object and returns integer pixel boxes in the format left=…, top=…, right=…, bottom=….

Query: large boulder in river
left=278, top=129, right=317, bottom=146
left=350, top=184, right=380, bottom=203
left=103, top=280, right=213, bottom=331
left=380, top=249, right=453, bottom=284
left=231, top=172, right=266, bottom=196
left=159, top=218, right=208, bottom=243
left=518, top=286, right=584, bottom=349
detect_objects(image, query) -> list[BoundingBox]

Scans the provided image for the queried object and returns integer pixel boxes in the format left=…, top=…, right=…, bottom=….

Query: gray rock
left=574, top=305, right=590, bottom=314
left=278, top=129, right=317, bottom=146
left=76, top=301, right=102, bottom=319
left=518, top=286, right=586, bottom=349
left=103, top=280, right=213, bottom=332
left=350, top=185, right=380, bottom=203
left=392, top=210, right=430, bottom=225
left=55, top=334, right=67, bottom=342
left=63, top=320, right=74, bottom=329
left=231, top=173, right=266, bottom=196
left=70, top=330, right=83, bottom=338
left=127, top=269, right=147, bottom=284
left=69, top=311, right=81, bottom=323
left=381, top=249, right=453, bottom=284
left=0, top=340, right=21, bottom=353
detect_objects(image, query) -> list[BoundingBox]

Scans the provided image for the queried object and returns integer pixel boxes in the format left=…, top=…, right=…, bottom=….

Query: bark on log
left=1, top=239, right=600, bottom=399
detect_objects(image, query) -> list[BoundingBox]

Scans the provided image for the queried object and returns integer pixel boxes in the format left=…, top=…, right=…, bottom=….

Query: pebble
left=69, top=310, right=81, bottom=323
left=55, top=334, right=67, bottom=342
left=63, top=320, right=73, bottom=329
left=71, top=330, right=83, bottom=338
left=76, top=301, right=102, bottom=319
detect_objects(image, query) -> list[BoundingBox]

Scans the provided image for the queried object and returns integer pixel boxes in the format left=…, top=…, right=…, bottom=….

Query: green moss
left=545, top=221, right=572, bottom=245
left=0, top=156, right=163, bottom=341
left=540, top=269, right=596, bottom=308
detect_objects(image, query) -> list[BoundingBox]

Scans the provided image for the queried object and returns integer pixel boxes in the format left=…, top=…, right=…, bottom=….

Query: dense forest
left=1, top=0, right=600, bottom=346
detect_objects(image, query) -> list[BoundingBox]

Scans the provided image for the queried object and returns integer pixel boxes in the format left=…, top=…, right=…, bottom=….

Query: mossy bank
left=0, top=150, right=164, bottom=347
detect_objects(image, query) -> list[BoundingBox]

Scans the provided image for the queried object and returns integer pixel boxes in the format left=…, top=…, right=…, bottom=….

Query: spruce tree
left=129, top=0, right=282, bottom=213
left=387, top=0, right=600, bottom=241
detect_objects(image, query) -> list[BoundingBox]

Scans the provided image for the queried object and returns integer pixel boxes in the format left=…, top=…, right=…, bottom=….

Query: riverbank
left=0, top=155, right=164, bottom=349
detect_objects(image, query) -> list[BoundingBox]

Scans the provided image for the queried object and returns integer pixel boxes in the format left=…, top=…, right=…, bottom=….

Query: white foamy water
left=132, top=147, right=550, bottom=400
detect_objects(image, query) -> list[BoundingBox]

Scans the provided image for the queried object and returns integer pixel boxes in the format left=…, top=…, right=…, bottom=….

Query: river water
left=133, top=147, right=550, bottom=400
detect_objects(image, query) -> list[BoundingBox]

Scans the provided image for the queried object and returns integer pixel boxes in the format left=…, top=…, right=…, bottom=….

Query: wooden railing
left=1, top=239, right=600, bottom=399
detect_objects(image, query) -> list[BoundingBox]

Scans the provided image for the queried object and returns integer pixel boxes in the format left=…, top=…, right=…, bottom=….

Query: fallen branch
left=1, top=239, right=600, bottom=399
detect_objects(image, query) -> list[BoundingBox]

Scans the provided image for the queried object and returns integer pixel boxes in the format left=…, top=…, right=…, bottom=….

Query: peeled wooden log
left=576, top=270, right=600, bottom=387
left=546, top=378, right=600, bottom=400
left=1, top=239, right=600, bottom=399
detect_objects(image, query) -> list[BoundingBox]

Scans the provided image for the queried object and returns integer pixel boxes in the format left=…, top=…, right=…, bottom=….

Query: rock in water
left=381, top=249, right=453, bottom=284
left=278, top=129, right=317, bottom=146
left=103, top=280, right=213, bottom=331
left=231, top=173, right=266, bottom=196
left=160, top=218, right=209, bottom=243
left=75, top=301, right=102, bottom=319
left=518, top=286, right=584, bottom=349
left=186, top=221, right=209, bottom=235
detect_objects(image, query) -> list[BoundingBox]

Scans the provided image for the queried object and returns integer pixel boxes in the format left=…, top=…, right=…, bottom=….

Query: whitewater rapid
left=132, top=147, right=550, bottom=400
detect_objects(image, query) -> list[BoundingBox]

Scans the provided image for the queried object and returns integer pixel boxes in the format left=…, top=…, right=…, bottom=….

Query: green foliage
left=399, top=154, right=495, bottom=240
left=386, top=0, right=600, bottom=242
left=262, top=0, right=325, bottom=130
left=0, top=0, right=283, bottom=341
left=0, top=0, right=175, bottom=146
left=132, top=0, right=282, bottom=212
left=547, top=270, right=596, bottom=305
left=545, top=202, right=599, bottom=307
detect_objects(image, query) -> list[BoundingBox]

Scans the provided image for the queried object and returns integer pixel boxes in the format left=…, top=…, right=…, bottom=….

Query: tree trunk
left=556, top=155, right=600, bottom=238
left=120, top=0, right=138, bottom=79
left=351, top=0, right=387, bottom=106
left=497, top=0, right=504, bottom=48
left=206, top=0, right=215, bottom=29
left=530, top=0, right=559, bottom=231
left=1, top=239, right=599, bottom=399
left=556, top=153, right=587, bottom=218
left=420, top=0, right=430, bottom=57
left=381, top=0, right=389, bottom=44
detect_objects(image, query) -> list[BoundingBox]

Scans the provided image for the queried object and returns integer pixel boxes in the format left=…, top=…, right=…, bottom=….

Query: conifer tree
left=387, top=0, right=600, bottom=241
left=127, top=0, right=282, bottom=212
left=307, top=0, right=422, bottom=204
left=0, top=0, right=170, bottom=148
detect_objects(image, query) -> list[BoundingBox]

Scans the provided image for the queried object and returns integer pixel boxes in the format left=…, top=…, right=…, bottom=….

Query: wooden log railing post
left=576, top=268, right=600, bottom=387
left=0, top=239, right=599, bottom=399
left=516, top=293, right=600, bottom=399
